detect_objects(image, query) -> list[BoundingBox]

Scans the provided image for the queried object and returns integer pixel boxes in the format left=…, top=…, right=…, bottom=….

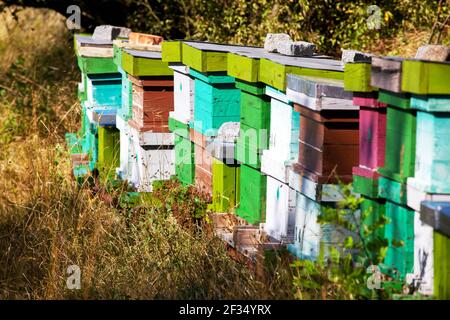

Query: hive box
left=194, top=143, right=213, bottom=196
left=129, top=76, right=174, bottom=132
left=264, top=176, right=296, bottom=242
left=191, top=68, right=240, bottom=136
left=287, top=192, right=350, bottom=261
left=370, top=56, right=403, bottom=93
left=261, top=86, right=299, bottom=183
left=408, top=111, right=450, bottom=194
left=97, top=126, right=120, bottom=179
left=383, top=200, right=414, bottom=280
left=86, top=73, right=122, bottom=107
left=235, top=81, right=271, bottom=169
left=211, top=159, right=240, bottom=213
left=174, top=135, right=195, bottom=186
left=236, top=164, right=267, bottom=224
left=293, top=104, right=359, bottom=183
left=128, top=127, right=175, bottom=192
left=378, top=105, right=416, bottom=183
left=169, top=64, right=195, bottom=124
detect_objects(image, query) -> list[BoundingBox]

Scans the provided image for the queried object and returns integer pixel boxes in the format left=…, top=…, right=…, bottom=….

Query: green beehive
left=169, top=116, right=190, bottom=139
left=378, top=106, right=416, bottom=183
left=212, top=159, right=240, bottom=212
left=383, top=200, right=414, bottom=280
left=352, top=174, right=379, bottom=198
left=434, top=231, right=450, bottom=300
left=174, top=135, right=195, bottom=185
left=378, top=176, right=407, bottom=205
left=235, top=164, right=266, bottom=224
left=360, top=197, right=386, bottom=262
left=97, top=126, right=120, bottom=179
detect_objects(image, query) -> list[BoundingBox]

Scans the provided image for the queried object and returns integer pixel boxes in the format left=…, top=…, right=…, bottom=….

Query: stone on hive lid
left=92, top=25, right=131, bottom=41
left=264, top=33, right=292, bottom=53
left=341, top=49, right=372, bottom=64
left=129, top=32, right=163, bottom=45
left=277, top=41, right=316, bottom=57
left=415, top=45, right=450, bottom=62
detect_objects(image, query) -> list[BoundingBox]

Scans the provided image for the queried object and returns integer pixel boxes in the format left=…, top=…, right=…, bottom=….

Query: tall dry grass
left=0, top=7, right=294, bottom=299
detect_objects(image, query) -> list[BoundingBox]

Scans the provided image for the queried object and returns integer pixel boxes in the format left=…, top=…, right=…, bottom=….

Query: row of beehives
left=65, top=26, right=450, bottom=299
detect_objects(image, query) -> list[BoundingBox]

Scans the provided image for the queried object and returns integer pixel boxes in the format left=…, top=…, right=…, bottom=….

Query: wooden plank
left=408, top=111, right=450, bottom=193
left=344, top=62, right=373, bottom=92
left=78, top=55, right=118, bottom=74
left=378, top=90, right=411, bottom=109
left=358, top=107, right=386, bottom=171
left=121, top=49, right=173, bottom=76
left=370, top=56, right=403, bottom=93
left=413, top=212, right=434, bottom=296
left=170, top=68, right=195, bottom=124
left=352, top=173, right=379, bottom=198
left=433, top=231, right=450, bottom=299
left=174, top=135, right=195, bottom=185
left=407, top=180, right=450, bottom=212
left=352, top=91, right=387, bottom=108
left=259, top=58, right=343, bottom=91
left=378, top=106, right=416, bottom=183
left=227, top=52, right=260, bottom=83
left=420, top=201, right=450, bottom=238
left=212, top=158, right=239, bottom=213
left=383, top=200, right=415, bottom=280
left=162, top=40, right=182, bottom=62
left=378, top=176, right=407, bottom=206
left=236, top=164, right=267, bottom=224
left=411, top=95, right=450, bottom=112
left=264, top=176, right=296, bottom=242
left=402, top=59, right=450, bottom=95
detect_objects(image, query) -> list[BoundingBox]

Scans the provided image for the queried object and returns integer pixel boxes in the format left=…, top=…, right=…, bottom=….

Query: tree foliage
left=2, top=0, right=447, bottom=56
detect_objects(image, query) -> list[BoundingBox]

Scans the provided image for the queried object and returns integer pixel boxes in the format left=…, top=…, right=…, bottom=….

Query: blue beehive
left=190, top=68, right=240, bottom=136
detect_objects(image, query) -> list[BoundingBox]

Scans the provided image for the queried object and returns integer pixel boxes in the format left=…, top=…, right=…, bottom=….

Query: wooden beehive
left=194, top=143, right=213, bottom=196
left=293, top=104, right=359, bottom=183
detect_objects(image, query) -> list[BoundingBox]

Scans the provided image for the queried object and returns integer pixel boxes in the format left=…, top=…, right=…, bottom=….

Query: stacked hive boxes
left=286, top=73, right=359, bottom=260
left=116, top=34, right=175, bottom=192
left=67, top=30, right=126, bottom=181
left=369, top=57, right=416, bottom=281
left=344, top=58, right=388, bottom=266
left=404, top=59, right=450, bottom=298
left=163, top=41, right=242, bottom=211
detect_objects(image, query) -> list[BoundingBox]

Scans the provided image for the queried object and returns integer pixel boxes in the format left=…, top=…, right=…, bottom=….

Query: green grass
left=0, top=7, right=294, bottom=300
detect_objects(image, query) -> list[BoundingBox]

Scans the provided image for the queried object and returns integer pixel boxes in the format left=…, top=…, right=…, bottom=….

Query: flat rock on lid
left=92, top=25, right=131, bottom=41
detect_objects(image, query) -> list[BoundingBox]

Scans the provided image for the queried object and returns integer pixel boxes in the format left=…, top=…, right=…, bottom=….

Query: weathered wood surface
left=294, top=104, right=359, bottom=183
left=358, top=107, right=386, bottom=171
left=371, top=56, right=403, bottom=93
left=264, top=176, right=296, bottom=242
left=352, top=91, right=387, bottom=108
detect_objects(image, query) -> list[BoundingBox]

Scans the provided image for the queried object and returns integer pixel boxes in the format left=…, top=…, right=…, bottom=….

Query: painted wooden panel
left=168, top=115, right=190, bottom=139
left=378, top=176, right=407, bottom=206
left=170, top=67, right=195, bottom=124
left=419, top=201, right=450, bottom=238
left=407, top=179, right=450, bottom=213
left=289, top=168, right=345, bottom=202
left=413, top=211, right=434, bottom=296
left=161, top=40, right=182, bottom=63
left=129, top=126, right=175, bottom=192
left=86, top=73, right=122, bottom=107
left=192, top=71, right=240, bottom=136
left=240, top=90, right=271, bottom=130
left=261, top=150, right=292, bottom=183
left=259, top=57, right=343, bottom=92
left=358, top=107, right=386, bottom=171
left=194, top=144, right=213, bottom=196
left=264, top=176, right=296, bottom=242
left=410, top=111, right=450, bottom=193
left=378, top=106, right=416, bottom=183
left=295, top=104, right=359, bottom=183
left=174, top=135, right=195, bottom=185
left=236, top=164, right=267, bottom=224
left=212, top=159, right=239, bottom=213
left=352, top=91, right=387, bottom=108
left=234, top=138, right=262, bottom=169
left=383, top=200, right=415, bottom=280
left=117, top=68, right=133, bottom=120
left=227, top=52, right=260, bottom=83
left=352, top=173, right=379, bottom=199
left=402, top=59, right=450, bottom=95
left=378, top=90, right=411, bottom=110
left=77, top=55, right=118, bottom=74
left=360, top=197, right=385, bottom=262
left=286, top=74, right=355, bottom=111
left=115, top=115, right=132, bottom=181
left=433, top=231, right=450, bottom=299
left=97, top=126, right=120, bottom=179
left=344, top=62, right=373, bottom=92
left=121, top=49, right=173, bottom=77
left=411, top=95, right=450, bottom=113
left=370, top=57, right=403, bottom=93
